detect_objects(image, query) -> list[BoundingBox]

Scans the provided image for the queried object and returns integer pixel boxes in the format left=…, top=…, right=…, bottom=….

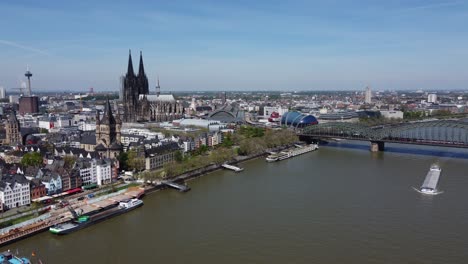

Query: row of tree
left=138, top=127, right=299, bottom=183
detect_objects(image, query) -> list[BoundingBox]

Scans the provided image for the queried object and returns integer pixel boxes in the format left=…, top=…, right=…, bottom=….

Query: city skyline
left=1, top=0, right=468, bottom=91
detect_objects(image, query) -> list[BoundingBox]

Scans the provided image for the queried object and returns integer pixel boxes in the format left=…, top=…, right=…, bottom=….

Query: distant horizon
left=5, top=88, right=468, bottom=95
left=1, top=1, right=468, bottom=91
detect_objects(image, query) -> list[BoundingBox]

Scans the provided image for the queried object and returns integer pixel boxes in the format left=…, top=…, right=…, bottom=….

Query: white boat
left=221, top=164, right=244, bottom=172
left=277, top=151, right=291, bottom=160
left=414, top=164, right=443, bottom=195
left=266, top=144, right=318, bottom=162
left=265, top=154, right=279, bottom=162
left=119, top=198, right=144, bottom=209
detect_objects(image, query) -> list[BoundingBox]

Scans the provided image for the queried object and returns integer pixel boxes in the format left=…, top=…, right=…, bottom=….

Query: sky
left=1, top=0, right=468, bottom=92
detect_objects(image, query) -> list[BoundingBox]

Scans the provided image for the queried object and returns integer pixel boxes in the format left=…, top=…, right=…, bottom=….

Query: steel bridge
left=298, top=120, right=468, bottom=151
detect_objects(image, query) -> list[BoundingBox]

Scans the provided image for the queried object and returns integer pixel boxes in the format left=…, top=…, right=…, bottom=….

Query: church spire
left=138, top=51, right=145, bottom=77
left=101, top=97, right=116, bottom=125
left=127, top=49, right=135, bottom=76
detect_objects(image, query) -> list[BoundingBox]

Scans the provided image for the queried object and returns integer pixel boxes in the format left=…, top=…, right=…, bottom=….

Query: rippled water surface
left=3, top=142, right=468, bottom=264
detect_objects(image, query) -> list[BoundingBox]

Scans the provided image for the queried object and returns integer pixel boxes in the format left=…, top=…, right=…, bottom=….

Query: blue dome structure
left=281, top=111, right=318, bottom=128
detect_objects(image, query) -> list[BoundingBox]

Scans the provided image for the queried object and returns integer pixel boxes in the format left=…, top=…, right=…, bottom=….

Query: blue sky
left=1, top=0, right=467, bottom=91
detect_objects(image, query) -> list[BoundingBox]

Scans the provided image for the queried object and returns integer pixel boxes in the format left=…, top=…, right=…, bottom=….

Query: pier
left=221, top=164, right=244, bottom=172
left=161, top=181, right=191, bottom=192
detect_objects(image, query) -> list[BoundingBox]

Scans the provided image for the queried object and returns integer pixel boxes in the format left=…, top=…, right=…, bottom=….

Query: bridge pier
left=299, top=135, right=318, bottom=144
left=370, top=141, right=385, bottom=152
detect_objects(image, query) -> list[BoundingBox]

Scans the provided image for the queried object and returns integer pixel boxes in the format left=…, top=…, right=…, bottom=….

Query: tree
left=21, top=152, right=43, bottom=167
left=222, top=133, right=234, bottom=147
left=174, top=150, right=183, bottom=163
left=63, top=156, right=77, bottom=169
left=210, top=148, right=235, bottom=165
left=118, top=152, right=129, bottom=171
left=127, top=149, right=145, bottom=171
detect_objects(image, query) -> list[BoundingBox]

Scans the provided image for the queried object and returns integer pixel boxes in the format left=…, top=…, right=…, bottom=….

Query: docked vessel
left=0, top=251, right=31, bottom=263
left=266, top=144, right=318, bottom=162
left=265, top=153, right=279, bottom=162
left=414, top=164, right=443, bottom=195
left=49, top=199, right=144, bottom=235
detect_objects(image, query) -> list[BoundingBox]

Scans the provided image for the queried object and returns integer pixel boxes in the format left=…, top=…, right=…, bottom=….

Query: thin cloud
left=0, top=39, right=51, bottom=56
left=402, top=1, right=464, bottom=11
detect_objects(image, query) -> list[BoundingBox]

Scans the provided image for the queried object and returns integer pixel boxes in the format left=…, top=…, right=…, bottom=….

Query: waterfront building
left=0, top=174, right=31, bottom=210
left=207, top=132, right=223, bottom=147
left=182, top=140, right=195, bottom=153
left=96, top=159, right=112, bottom=186
left=145, top=142, right=180, bottom=170
left=30, top=178, right=47, bottom=200
left=37, top=170, right=62, bottom=195
left=122, top=51, right=184, bottom=122
left=75, top=158, right=113, bottom=186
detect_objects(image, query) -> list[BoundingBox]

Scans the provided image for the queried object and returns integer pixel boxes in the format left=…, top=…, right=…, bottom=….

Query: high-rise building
left=0, top=86, right=5, bottom=99
left=19, top=96, right=39, bottom=114
left=365, top=86, right=372, bottom=104
left=428, top=93, right=437, bottom=103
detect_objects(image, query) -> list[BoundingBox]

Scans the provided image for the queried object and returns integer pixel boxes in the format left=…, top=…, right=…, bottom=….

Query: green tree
left=118, top=152, right=129, bottom=171
left=21, top=152, right=43, bottom=167
left=63, top=156, right=77, bottom=169
left=222, top=133, right=234, bottom=147
left=127, top=149, right=145, bottom=171
left=174, top=150, right=183, bottom=163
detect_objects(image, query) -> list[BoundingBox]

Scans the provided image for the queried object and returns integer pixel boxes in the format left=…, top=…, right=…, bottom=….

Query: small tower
left=5, top=111, right=21, bottom=145
left=115, top=107, right=122, bottom=143
left=95, top=110, right=101, bottom=140
left=25, top=66, right=33, bottom=96
left=156, top=75, right=161, bottom=97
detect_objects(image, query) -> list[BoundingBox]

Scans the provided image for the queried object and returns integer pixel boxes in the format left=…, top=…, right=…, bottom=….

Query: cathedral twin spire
left=127, top=50, right=146, bottom=78
left=126, top=50, right=149, bottom=95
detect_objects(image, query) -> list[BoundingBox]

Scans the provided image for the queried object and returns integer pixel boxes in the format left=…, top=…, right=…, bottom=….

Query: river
left=2, top=142, right=468, bottom=263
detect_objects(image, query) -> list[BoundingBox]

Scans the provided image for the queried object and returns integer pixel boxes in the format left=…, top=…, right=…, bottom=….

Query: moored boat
left=266, top=144, right=318, bottom=162
left=49, top=199, right=144, bottom=235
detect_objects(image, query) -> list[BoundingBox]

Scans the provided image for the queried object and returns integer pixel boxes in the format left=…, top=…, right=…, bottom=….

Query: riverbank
left=143, top=144, right=294, bottom=195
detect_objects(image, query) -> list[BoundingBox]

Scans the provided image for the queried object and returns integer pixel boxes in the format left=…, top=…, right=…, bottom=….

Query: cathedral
left=122, top=51, right=184, bottom=123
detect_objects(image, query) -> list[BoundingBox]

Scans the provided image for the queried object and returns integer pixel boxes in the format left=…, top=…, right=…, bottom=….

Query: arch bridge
left=298, top=120, right=468, bottom=151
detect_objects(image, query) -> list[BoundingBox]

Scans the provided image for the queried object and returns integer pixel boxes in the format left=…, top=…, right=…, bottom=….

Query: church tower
left=123, top=50, right=138, bottom=123
left=137, top=51, right=149, bottom=95
left=96, top=98, right=122, bottom=158
left=5, top=111, right=21, bottom=145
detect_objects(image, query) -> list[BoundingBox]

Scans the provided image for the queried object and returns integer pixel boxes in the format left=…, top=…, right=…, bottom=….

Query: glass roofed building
left=280, top=111, right=318, bottom=128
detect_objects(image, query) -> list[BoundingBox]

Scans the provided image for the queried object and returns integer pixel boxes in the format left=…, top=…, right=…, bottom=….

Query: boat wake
left=412, top=187, right=444, bottom=195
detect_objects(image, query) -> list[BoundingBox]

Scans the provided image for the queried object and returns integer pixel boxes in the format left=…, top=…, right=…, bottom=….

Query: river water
left=2, top=142, right=468, bottom=263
